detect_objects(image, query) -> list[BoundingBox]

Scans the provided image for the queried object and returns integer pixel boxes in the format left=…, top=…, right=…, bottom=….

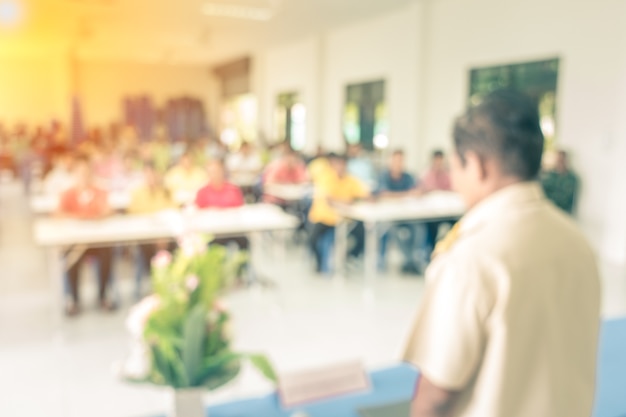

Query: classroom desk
left=333, top=191, right=466, bottom=279
left=33, top=204, right=299, bottom=316
left=150, top=318, right=626, bottom=417
left=264, top=184, right=312, bottom=203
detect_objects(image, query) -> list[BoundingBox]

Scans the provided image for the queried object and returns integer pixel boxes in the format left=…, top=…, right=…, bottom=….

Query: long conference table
left=333, top=191, right=466, bottom=279
left=33, top=204, right=299, bottom=317
left=148, top=318, right=626, bottom=417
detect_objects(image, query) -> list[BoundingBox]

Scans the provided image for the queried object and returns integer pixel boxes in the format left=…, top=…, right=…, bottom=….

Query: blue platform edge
left=152, top=318, right=626, bottom=417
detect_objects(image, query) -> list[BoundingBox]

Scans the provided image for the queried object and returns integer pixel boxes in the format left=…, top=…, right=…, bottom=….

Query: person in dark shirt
left=377, top=150, right=422, bottom=275
left=541, top=150, right=579, bottom=215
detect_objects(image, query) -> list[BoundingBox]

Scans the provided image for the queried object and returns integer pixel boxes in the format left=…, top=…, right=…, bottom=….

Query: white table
left=333, top=191, right=466, bottom=279
left=263, top=183, right=312, bottom=202
left=34, top=204, right=299, bottom=317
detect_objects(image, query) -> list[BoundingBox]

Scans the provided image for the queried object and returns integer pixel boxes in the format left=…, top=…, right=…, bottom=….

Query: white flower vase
left=169, top=388, right=206, bottom=417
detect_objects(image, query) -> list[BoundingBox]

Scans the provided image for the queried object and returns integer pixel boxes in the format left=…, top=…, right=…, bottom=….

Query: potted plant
left=118, top=234, right=276, bottom=417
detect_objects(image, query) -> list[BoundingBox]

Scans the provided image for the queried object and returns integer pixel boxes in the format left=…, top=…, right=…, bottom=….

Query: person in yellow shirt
left=164, top=150, right=208, bottom=200
left=129, top=163, right=177, bottom=297
left=308, top=153, right=369, bottom=274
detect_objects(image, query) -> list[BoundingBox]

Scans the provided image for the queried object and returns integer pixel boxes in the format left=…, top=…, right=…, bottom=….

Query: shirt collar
left=459, top=181, right=545, bottom=237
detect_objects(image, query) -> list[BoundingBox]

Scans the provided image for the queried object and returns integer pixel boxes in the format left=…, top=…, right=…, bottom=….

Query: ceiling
left=0, top=0, right=413, bottom=64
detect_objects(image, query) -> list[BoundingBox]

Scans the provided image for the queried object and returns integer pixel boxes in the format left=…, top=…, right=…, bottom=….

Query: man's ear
left=464, top=150, right=488, bottom=181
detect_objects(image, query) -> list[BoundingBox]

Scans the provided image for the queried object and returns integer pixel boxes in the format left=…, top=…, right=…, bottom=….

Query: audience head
left=179, top=151, right=194, bottom=170
left=389, top=149, right=405, bottom=176
left=327, top=153, right=348, bottom=177
left=207, top=159, right=227, bottom=186
left=347, top=143, right=363, bottom=158
left=73, top=154, right=95, bottom=189
left=142, top=162, right=163, bottom=189
left=53, top=152, right=74, bottom=171
left=451, top=89, right=544, bottom=208
left=556, top=150, right=570, bottom=173
left=240, top=142, right=252, bottom=155
left=431, top=149, right=446, bottom=171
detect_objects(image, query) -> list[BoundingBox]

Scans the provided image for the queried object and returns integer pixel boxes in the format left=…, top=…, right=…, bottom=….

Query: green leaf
left=181, top=305, right=207, bottom=386
left=248, top=354, right=278, bottom=383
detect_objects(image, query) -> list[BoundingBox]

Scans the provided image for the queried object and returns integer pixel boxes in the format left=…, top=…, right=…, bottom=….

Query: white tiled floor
left=1, top=180, right=625, bottom=417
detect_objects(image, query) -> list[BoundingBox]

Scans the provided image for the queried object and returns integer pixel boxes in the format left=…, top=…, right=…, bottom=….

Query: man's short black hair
left=432, top=149, right=445, bottom=159
left=327, top=152, right=348, bottom=162
left=453, top=89, right=544, bottom=181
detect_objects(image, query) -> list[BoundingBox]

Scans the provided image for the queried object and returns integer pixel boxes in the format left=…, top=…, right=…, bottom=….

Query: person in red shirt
left=195, top=159, right=245, bottom=209
left=58, top=154, right=115, bottom=316
left=195, top=159, right=248, bottom=250
left=262, top=149, right=308, bottom=205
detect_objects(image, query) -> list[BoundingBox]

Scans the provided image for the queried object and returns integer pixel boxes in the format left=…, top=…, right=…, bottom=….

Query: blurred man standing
left=541, top=150, right=579, bottom=215
left=405, top=90, right=600, bottom=417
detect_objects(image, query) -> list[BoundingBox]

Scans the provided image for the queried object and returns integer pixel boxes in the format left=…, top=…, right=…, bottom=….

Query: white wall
left=77, top=61, right=216, bottom=128
left=257, top=36, right=321, bottom=154
left=421, top=0, right=626, bottom=258
left=0, top=56, right=69, bottom=125
left=257, top=2, right=425, bottom=162
left=322, top=1, right=423, bottom=163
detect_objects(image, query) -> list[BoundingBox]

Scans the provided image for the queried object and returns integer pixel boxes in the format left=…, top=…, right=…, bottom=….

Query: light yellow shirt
left=308, top=157, right=332, bottom=184
left=128, top=186, right=177, bottom=214
left=164, top=166, right=208, bottom=196
left=308, top=171, right=369, bottom=226
left=403, top=182, right=601, bottom=417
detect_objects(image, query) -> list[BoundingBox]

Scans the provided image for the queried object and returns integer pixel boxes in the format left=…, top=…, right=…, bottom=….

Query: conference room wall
left=419, top=0, right=626, bottom=262
left=255, top=2, right=425, bottom=165
left=76, top=60, right=217, bottom=128
left=256, top=36, right=321, bottom=155
left=0, top=56, right=69, bottom=126
left=321, top=1, right=423, bottom=166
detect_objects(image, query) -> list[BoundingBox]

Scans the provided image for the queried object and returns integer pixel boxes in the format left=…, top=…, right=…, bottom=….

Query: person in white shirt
left=43, top=152, right=75, bottom=195
left=404, top=90, right=601, bottom=417
left=226, top=142, right=263, bottom=180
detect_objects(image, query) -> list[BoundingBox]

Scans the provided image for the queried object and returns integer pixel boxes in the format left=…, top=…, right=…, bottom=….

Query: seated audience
left=377, top=150, right=422, bottom=274
left=43, top=152, right=75, bottom=195
left=420, top=150, right=453, bottom=257
left=226, top=141, right=264, bottom=180
left=263, top=149, right=309, bottom=205
left=195, top=159, right=248, bottom=249
left=541, top=149, right=579, bottom=214
left=164, top=151, right=208, bottom=199
left=347, top=143, right=377, bottom=191
left=57, top=155, right=115, bottom=316
left=128, top=163, right=177, bottom=288
left=309, top=153, right=369, bottom=274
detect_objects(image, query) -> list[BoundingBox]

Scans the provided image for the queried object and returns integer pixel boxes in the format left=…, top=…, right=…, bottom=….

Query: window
left=275, top=92, right=306, bottom=151
left=344, top=80, right=387, bottom=151
left=469, top=58, right=559, bottom=149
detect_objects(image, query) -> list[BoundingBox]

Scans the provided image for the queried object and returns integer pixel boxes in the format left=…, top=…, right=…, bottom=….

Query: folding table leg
left=364, top=221, right=379, bottom=281
left=47, top=246, right=65, bottom=326
left=334, top=220, right=348, bottom=279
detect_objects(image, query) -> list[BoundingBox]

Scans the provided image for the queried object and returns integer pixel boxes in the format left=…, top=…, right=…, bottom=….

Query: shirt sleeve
left=403, top=253, right=494, bottom=390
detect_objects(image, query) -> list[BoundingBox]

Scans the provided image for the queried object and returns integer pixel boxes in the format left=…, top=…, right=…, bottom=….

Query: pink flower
left=126, top=295, right=161, bottom=337
left=151, top=250, right=172, bottom=269
left=213, top=299, right=228, bottom=313
left=186, top=275, right=200, bottom=292
left=178, top=233, right=206, bottom=258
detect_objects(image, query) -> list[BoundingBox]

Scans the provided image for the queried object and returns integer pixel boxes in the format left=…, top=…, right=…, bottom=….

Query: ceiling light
left=202, top=2, right=273, bottom=21
left=0, top=0, right=22, bottom=27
